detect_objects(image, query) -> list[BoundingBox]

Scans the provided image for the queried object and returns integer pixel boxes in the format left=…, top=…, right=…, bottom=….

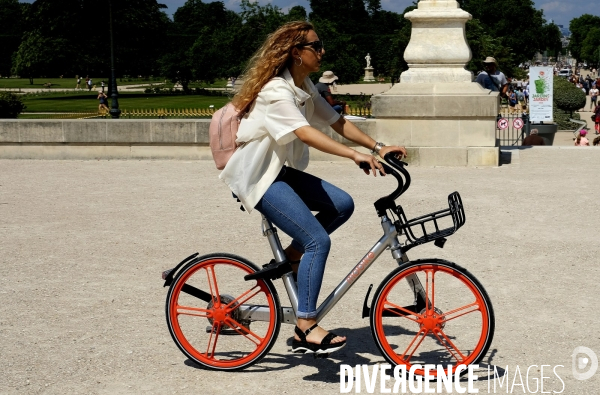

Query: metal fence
left=20, top=105, right=374, bottom=120
left=496, top=111, right=530, bottom=146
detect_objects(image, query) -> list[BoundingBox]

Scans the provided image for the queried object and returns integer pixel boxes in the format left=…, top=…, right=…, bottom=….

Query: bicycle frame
left=235, top=213, right=426, bottom=326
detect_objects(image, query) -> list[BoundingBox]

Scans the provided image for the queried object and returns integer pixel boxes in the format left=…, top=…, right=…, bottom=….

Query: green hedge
left=0, top=92, right=26, bottom=118
left=554, top=110, right=582, bottom=131
left=553, top=76, right=586, bottom=114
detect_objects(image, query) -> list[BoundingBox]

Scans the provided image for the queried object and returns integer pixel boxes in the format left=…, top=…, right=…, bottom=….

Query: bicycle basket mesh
left=396, top=192, right=465, bottom=246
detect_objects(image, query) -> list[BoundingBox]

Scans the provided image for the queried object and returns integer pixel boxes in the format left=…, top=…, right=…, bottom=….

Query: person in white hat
left=475, top=56, right=508, bottom=97
left=315, top=70, right=347, bottom=114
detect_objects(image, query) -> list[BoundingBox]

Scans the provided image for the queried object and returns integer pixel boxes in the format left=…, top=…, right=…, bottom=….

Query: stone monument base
left=371, top=82, right=500, bottom=166
left=363, top=67, right=375, bottom=82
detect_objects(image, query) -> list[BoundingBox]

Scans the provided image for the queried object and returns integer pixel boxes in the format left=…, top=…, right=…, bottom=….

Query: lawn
left=20, top=92, right=230, bottom=113
left=0, top=77, right=231, bottom=90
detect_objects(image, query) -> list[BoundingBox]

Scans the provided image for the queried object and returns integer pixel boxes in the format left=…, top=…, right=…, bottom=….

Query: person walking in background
left=508, top=88, right=517, bottom=114
left=87, top=77, right=93, bottom=91
left=315, top=71, right=347, bottom=114
left=475, top=57, right=508, bottom=98
left=590, top=85, right=598, bottom=110
left=97, top=91, right=109, bottom=112
left=574, top=130, right=590, bottom=146
left=75, top=76, right=81, bottom=90
left=522, top=128, right=544, bottom=146
left=594, top=104, right=600, bottom=134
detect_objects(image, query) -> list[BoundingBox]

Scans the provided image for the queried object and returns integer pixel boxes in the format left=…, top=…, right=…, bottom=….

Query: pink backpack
left=209, top=103, right=242, bottom=170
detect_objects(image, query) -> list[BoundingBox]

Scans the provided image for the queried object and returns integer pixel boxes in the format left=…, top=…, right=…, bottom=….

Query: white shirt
left=219, top=69, right=340, bottom=212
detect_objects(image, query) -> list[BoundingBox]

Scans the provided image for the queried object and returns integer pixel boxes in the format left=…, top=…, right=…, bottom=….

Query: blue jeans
left=254, top=166, right=354, bottom=319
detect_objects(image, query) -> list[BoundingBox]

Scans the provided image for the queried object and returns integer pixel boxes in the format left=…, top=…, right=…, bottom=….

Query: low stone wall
left=0, top=119, right=498, bottom=166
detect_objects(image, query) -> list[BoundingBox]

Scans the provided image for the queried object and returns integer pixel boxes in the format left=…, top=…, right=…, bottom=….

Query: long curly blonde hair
left=232, top=21, right=314, bottom=112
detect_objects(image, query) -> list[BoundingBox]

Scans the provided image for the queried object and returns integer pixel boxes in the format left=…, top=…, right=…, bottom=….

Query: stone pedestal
left=370, top=0, right=499, bottom=166
left=363, top=67, right=375, bottom=82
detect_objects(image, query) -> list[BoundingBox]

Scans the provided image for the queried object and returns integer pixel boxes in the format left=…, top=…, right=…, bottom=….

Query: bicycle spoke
left=401, top=328, right=428, bottom=362
left=425, top=269, right=435, bottom=313
left=383, top=300, right=422, bottom=322
left=205, top=322, right=221, bottom=359
left=204, top=265, right=221, bottom=305
left=441, top=302, right=481, bottom=323
left=225, top=285, right=262, bottom=311
left=434, top=329, right=467, bottom=363
left=224, top=317, right=263, bottom=346
left=176, top=304, right=211, bottom=318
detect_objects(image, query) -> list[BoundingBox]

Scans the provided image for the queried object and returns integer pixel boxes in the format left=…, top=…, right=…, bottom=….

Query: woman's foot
left=291, top=319, right=346, bottom=354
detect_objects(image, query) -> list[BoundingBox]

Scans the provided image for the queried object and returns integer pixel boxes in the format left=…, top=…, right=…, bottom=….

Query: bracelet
left=371, top=141, right=386, bottom=156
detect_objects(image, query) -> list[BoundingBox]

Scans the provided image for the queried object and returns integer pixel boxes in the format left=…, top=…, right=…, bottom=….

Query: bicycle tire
left=166, top=253, right=281, bottom=371
left=370, top=258, right=494, bottom=376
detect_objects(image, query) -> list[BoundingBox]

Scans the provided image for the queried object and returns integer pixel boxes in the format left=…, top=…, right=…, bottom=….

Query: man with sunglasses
left=315, top=70, right=347, bottom=114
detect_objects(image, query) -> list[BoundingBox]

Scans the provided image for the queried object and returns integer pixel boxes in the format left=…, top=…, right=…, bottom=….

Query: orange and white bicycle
left=161, top=154, right=495, bottom=374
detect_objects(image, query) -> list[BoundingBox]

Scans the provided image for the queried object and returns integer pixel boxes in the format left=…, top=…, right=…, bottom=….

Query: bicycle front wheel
left=370, top=259, right=494, bottom=376
left=166, top=253, right=281, bottom=371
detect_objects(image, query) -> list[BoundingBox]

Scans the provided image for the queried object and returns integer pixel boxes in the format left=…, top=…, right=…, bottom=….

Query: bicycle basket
left=395, top=191, right=465, bottom=247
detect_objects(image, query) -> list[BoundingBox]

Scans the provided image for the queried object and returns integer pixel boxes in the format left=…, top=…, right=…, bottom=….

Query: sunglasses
left=296, top=40, right=324, bottom=54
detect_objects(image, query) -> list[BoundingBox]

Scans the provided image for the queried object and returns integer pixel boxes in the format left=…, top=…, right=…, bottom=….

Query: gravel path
left=1, top=150, right=599, bottom=394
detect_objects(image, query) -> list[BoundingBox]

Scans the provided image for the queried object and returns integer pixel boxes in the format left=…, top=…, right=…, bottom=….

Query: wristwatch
left=371, top=141, right=386, bottom=156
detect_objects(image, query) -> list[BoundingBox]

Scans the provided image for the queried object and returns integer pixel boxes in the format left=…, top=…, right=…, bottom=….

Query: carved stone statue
left=365, top=53, right=372, bottom=69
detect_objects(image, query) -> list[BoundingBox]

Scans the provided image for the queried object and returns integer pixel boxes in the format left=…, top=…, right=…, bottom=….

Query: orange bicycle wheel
left=166, top=253, right=280, bottom=371
left=370, top=259, right=494, bottom=376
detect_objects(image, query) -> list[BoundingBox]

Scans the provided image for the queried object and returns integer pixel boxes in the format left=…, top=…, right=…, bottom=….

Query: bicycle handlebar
left=359, top=153, right=411, bottom=216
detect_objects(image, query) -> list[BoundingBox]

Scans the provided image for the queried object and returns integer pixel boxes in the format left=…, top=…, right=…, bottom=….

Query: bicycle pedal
left=244, top=259, right=292, bottom=281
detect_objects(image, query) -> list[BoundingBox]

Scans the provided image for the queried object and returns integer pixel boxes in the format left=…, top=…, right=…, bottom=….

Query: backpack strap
left=484, top=71, right=502, bottom=93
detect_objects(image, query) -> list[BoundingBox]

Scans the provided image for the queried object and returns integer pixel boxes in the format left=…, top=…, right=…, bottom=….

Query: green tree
left=286, top=6, right=307, bottom=22
left=12, top=30, right=71, bottom=84
left=459, top=0, right=556, bottom=69
left=580, top=27, right=600, bottom=65
left=464, top=19, right=516, bottom=77
left=309, top=0, right=409, bottom=82
left=161, top=0, right=243, bottom=88
left=541, top=23, right=563, bottom=59
left=568, top=14, right=600, bottom=63
left=0, top=0, right=27, bottom=77
left=12, top=0, right=169, bottom=80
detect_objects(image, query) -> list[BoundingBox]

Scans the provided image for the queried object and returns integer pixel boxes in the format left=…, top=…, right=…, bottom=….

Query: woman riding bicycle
left=219, top=21, right=407, bottom=354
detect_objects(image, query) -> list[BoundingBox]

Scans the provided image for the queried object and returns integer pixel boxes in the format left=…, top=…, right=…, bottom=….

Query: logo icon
left=497, top=118, right=508, bottom=130
left=572, top=346, right=598, bottom=380
left=513, top=118, right=524, bottom=129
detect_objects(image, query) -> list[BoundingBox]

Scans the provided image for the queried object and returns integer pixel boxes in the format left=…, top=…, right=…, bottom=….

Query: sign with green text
left=529, top=67, right=553, bottom=123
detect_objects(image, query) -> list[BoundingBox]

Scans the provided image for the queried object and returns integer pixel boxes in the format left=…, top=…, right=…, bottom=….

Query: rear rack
left=395, top=192, right=465, bottom=250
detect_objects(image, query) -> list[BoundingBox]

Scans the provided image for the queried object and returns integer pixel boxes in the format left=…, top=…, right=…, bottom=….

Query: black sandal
left=291, top=324, right=346, bottom=354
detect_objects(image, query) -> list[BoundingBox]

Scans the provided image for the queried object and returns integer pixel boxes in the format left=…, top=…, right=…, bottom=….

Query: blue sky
left=18, top=0, right=586, bottom=28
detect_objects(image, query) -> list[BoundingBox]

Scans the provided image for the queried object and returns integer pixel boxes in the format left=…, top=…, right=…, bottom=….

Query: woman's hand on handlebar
left=353, top=151, right=385, bottom=176
left=380, top=145, right=408, bottom=160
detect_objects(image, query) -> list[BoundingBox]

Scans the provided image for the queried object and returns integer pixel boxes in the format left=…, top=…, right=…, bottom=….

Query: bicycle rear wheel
left=370, top=259, right=494, bottom=376
left=166, top=253, right=281, bottom=371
